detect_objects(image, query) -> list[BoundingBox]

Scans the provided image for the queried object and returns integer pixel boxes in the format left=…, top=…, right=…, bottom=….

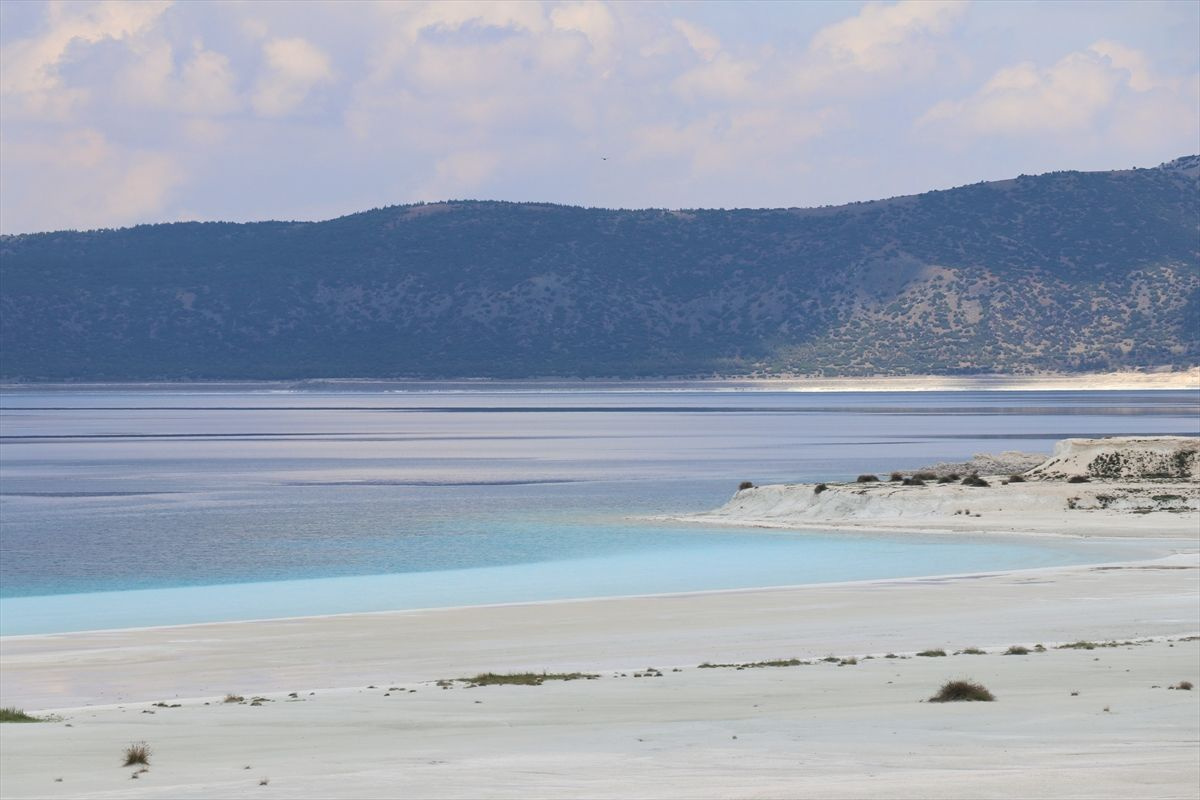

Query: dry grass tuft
left=122, top=742, right=151, bottom=767
left=929, top=680, right=995, bottom=703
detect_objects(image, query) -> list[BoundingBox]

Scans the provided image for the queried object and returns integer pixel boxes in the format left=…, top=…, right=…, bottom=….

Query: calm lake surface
left=1, top=384, right=1197, bottom=634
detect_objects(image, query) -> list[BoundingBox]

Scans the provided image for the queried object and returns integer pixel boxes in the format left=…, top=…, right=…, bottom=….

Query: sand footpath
left=2, top=552, right=1198, bottom=799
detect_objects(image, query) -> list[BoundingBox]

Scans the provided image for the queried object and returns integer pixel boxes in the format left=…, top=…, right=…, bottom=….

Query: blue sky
left=1, top=0, right=1197, bottom=233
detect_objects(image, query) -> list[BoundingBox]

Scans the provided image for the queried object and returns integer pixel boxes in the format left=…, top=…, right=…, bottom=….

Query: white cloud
left=672, top=19, right=721, bottom=62
left=0, top=0, right=171, bottom=119
left=550, top=2, right=617, bottom=65
left=1, top=128, right=183, bottom=231
left=809, top=0, right=966, bottom=73
left=252, top=37, right=333, bottom=117
left=917, top=43, right=1182, bottom=136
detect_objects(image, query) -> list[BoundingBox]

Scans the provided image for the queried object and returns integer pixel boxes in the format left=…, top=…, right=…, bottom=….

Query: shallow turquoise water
left=1, top=385, right=1196, bottom=634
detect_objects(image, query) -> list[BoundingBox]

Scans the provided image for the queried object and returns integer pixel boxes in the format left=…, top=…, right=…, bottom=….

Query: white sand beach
left=2, top=549, right=1198, bottom=799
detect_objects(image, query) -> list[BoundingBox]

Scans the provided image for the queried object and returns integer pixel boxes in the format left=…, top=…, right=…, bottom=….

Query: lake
left=1, top=384, right=1196, bottom=634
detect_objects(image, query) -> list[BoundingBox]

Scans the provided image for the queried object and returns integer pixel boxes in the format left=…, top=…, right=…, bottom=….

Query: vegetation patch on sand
left=699, top=658, right=809, bottom=669
left=0, top=707, right=42, bottom=723
left=122, top=742, right=151, bottom=767
left=459, top=672, right=599, bottom=687
left=929, top=680, right=996, bottom=703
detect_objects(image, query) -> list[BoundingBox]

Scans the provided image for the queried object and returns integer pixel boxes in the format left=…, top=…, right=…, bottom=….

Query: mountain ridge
left=1, top=157, right=1197, bottom=380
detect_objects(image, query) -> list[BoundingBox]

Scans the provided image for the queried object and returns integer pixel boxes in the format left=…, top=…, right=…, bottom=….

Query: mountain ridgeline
left=1, top=158, right=1197, bottom=380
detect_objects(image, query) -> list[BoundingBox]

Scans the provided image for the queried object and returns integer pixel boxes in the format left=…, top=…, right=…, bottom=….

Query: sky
left=1, top=0, right=1197, bottom=234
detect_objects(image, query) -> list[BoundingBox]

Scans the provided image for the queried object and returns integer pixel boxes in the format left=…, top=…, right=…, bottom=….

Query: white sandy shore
left=670, top=478, right=1200, bottom=538
left=2, top=551, right=1198, bottom=799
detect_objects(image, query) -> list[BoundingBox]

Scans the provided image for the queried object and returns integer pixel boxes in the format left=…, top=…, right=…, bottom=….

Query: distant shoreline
left=2, top=369, right=1197, bottom=392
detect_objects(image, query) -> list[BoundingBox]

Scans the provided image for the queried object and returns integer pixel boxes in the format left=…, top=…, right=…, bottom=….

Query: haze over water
left=1, top=385, right=1196, bottom=634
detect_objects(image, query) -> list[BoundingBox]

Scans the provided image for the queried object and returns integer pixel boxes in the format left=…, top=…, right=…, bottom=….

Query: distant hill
left=1, top=157, right=1197, bottom=380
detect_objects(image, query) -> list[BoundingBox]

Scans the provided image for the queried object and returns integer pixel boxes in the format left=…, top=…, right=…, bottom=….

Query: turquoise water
left=1, top=385, right=1196, bottom=634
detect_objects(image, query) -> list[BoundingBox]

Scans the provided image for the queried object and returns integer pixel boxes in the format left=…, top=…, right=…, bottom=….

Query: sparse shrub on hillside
left=937, top=475, right=956, bottom=484
left=1008, top=474, right=1026, bottom=483
left=929, top=680, right=995, bottom=703
left=856, top=474, right=880, bottom=483
left=917, top=649, right=947, bottom=657
left=814, top=483, right=828, bottom=494
left=1171, top=681, right=1193, bottom=691
left=912, top=471, right=937, bottom=481
left=903, top=477, right=926, bottom=486
left=738, top=481, right=754, bottom=491
left=1004, top=646, right=1030, bottom=655
left=1067, top=475, right=1090, bottom=483
left=962, top=474, right=989, bottom=487
left=889, top=472, right=905, bottom=482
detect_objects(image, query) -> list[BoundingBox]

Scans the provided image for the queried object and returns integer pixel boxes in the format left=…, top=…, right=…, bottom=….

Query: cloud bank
left=1, top=0, right=1196, bottom=233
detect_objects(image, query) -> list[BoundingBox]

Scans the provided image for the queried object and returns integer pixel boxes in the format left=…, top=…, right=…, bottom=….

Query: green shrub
left=737, top=481, right=754, bottom=491
left=1004, top=645, right=1030, bottom=655
left=917, top=649, right=947, bottom=657
left=1067, top=475, right=1090, bottom=483
left=1008, top=474, right=1026, bottom=483
left=0, top=707, right=41, bottom=723
left=962, top=474, right=989, bottom=487
left=856, top=474, right=880, bottom=483
left=929, top=680, right=995, bottom=702
left=814, top=483, right=828, bottom=494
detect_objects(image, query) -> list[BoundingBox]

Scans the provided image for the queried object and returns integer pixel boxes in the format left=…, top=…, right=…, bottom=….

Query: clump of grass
left=1171, top=681, right=1193, bottom=691
left=259, top=777, right=270, bottom=786
left=961, top=474, right=989, bottom=487
left=929, top=680, right=994, bottom=703
left=889, top=472, right=905, bottom=482
left=461, top=672, right=598, bottom=687
left=223, top=694, right=244, bottom=704
left=737, top=481, right=755, bottom=491
left=917, top=649, right=947, bottom=657
left=903, top=477, right=926, bottom=486
left=1008, top=474, right=1026, bottom=483
left=937, top=475, right=956, bottom=484
left=122, top=742, right=151, bottom=767
left=0, top=707, right=42, bottom=723
left=838, top=657, right=858, bottom=666
left=1004, top=645, right=1030, bottom=655
left=1057, top=641, right=1101, bottom=650
left=1067, top=475, right=1090, bottom=483
left=956, top=647, right=986, bottom=655
left=912, top=471, right=937, bottom=481
left=856, top=474, right=880, bottom=483
left=814, top=483, right=828, bottom=494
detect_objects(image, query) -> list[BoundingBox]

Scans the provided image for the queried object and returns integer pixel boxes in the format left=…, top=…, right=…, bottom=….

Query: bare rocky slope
left=1, top=157, right=1197, bottom=380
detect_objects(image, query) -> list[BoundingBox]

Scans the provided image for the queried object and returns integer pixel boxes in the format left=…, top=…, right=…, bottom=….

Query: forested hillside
left=1, top=157, right=1197, bottom=380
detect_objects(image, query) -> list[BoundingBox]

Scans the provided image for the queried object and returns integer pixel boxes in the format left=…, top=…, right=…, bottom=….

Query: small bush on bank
left=1067, top=475, right=1090, bottom=483
left=929, top=680, right=995, bottom=703
left=917, top=649, right=947, bottom=657
left=1004, top=645, right=1030, bottom=655
left=912, top=471, right=937, bottom=481
left=738, top=481, right=755, bottom=491
left=856, top=474, right=880, bottom=483
left=1008, top=474, right=1026, bottom=483
left=0, top=707, right=41, bottom=723
left=962, top=475, right=989, bottom=487
left=903, top=477, right=926, bottom=486
left=814, top=483, right=828, bottom=494
left=889, top=472, right=905, bottom=482
left=122, top=742, right=151, bottom=767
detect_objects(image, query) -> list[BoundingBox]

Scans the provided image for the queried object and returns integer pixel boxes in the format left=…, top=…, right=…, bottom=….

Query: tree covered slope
left=1, top=157, right=1197, bottom=380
